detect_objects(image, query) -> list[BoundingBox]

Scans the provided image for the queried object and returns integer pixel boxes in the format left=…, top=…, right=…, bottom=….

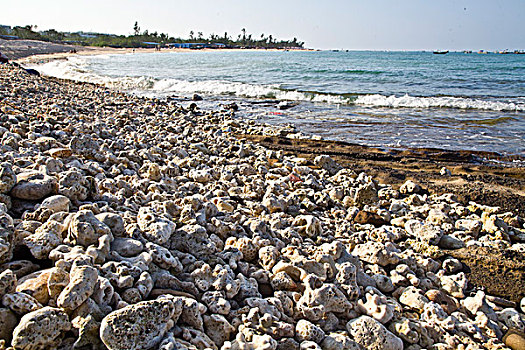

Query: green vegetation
left=0, top=23, right=305, bottom=49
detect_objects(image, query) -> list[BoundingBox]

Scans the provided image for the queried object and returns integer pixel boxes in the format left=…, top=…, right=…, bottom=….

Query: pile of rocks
left=0, top=63, right=524, bottom=350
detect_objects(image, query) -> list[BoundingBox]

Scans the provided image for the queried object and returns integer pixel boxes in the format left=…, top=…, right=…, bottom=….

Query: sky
left=1, top=0, right=524, bottom=51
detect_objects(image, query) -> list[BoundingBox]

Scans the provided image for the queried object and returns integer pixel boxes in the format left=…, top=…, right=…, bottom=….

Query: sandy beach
left=1, top=41, right=525, bottom=349
left=0, top=38, right=298, bottom=66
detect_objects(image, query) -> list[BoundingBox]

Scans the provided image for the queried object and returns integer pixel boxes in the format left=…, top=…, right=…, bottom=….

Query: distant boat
left=433, top=50, right=449, bottom=54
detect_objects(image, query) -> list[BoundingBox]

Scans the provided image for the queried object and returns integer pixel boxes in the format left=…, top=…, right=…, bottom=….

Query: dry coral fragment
left=23, top=219, right=66, bottom=260
left=57, top=264, right=98, bottom=311
left=356, top=292, right=394, bottom=324
left=38, top=194, right=70, bottom=214
left=352, top=242, right=399, bottom=266
left=346, top=315, right=403, bottom=350
left=2, top=291, right=43, bottom=315
left=399, top=286, right=430, bottom=312
left=11, top=306, right=71, bottom=350
left=10, top=172, right=57, bottom=200
left=0, top=268, right=17, bottom=298
left=16, top=268, right=53, bottom=305
left=0, top=163, right=16, bottom=194
left=100, top=297, right=182, bottom=350
left=111, top=237, right=144, bottom=257
left=137, top=207, right=175, bottom=246
left=295, top=319, right=326, bottom=344
left=0, top=210, right=14, bottom=264
left=203, top=313, right=235, bottom=347
left=65, top=209, right=112, bottom=247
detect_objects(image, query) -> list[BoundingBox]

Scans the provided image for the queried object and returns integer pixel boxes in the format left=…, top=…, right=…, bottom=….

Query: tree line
left=0, top=23, right=305, bottom=49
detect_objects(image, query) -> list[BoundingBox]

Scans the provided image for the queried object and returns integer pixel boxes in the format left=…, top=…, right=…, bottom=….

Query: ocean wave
left=31, top=57, right=525, bottom=112
left=31, top=57, right=349, bottom=104
left=355, top=94, right=525, bottom=112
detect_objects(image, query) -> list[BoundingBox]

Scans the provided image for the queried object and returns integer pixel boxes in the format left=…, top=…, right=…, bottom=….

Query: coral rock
left=100, top=297, right=182, bottom=350
left=10, top=172, right=57, bottom=200
left=11, top=306, right=71, bottom=349
left=347, top=316, right=403, bottom=350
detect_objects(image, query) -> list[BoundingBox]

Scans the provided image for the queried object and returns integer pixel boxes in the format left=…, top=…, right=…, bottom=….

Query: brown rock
left=425, top=289, right=459, bottom=314
left=354, top=211, right=388, bottom=227
left=48, top=147, right=73, bottom=158
left=16, top=268, right=53, bottom=305
left=504, top=329, right=525, bottom=350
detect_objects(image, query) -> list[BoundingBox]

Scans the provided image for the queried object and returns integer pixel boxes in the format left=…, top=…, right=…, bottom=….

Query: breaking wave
left=31, top=56, right=525, bottom=112
left=354, top=94, right=525, bottom=112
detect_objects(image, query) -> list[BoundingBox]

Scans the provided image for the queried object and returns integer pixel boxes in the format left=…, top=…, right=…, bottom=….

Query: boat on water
left=433, top=50, right=449, bottom=54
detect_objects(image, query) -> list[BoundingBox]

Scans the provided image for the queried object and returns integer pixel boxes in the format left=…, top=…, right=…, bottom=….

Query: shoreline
left=7, top=39, right=524, bottom=161
left=1, top=61, right=525, bottom=348
left=2, top=38, right=305, bottom=65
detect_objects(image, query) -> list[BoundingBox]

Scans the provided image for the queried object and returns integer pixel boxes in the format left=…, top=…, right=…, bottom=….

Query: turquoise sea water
left=34, top=51, right=525, bottom=156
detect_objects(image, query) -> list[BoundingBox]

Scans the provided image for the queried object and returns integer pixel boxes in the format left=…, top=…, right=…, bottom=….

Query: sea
left=31, top=50, right=525, bottom=157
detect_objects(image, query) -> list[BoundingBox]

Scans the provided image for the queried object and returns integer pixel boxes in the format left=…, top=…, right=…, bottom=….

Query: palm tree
left=241, top=28, right=246, bottom=44
left=189, top=31, right=194, bottom=41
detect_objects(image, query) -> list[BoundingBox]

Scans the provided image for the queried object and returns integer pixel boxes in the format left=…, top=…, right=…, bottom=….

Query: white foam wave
left=152, top=78, right=348, bottom=103
left=30, top=57, right=157, bottom=90
left=31, top=57, right=525, bottom=112
left=32, top=57, right=349, bottom=103
left=355, top=94, right=525, bottom=112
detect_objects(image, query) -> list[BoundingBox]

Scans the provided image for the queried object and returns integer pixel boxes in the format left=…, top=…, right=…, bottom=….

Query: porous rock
left=346, top=316, right=403, bottom=350
left=100, top=297, right=182, bottom=350
left=11, top=306, right=71, bottom=350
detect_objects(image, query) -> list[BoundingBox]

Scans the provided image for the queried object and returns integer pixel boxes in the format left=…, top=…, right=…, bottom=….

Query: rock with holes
left=295, top=319, right=326, bottom=344
left=0, top=269, right=17, bottom=298
left=0, top=210, right=14, bottom=264
left=10, top=172, right=57, bottom=200
left=347, top=316, right=403, bottom=350
left=57, top=169, right=91, bottom=203
left=66, top=210, right=112, bottom=247
left=100, top=297, right=182, bottom=350
left=23, top=219, right=66, bottom=260
left=0, top=162, right=16, bottom=194
left=11, top=306, right=71, bottom=349
left=57, top=264, right=98, bottom=311
left=137, top=207, right=175, bottom=246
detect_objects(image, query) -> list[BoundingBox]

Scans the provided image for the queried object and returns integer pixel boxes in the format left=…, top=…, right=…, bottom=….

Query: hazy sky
left=1, top=0, right=524, bottom=50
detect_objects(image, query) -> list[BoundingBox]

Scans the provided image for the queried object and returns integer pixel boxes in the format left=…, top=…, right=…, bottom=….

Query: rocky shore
left=1, top=62, right=525, bottom=350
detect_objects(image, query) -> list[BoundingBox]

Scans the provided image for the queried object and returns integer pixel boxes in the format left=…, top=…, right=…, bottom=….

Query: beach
left=1, top=43, right=525, bottom=350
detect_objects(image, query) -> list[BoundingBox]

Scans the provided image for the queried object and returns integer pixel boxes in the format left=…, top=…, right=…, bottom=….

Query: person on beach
left=0, top=51, right=8, bottom=63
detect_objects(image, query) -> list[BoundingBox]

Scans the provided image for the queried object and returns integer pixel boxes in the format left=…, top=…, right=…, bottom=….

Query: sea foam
left=32, top=57, right=525, bottom=112
left=355, top=94, right=525, bottom=112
